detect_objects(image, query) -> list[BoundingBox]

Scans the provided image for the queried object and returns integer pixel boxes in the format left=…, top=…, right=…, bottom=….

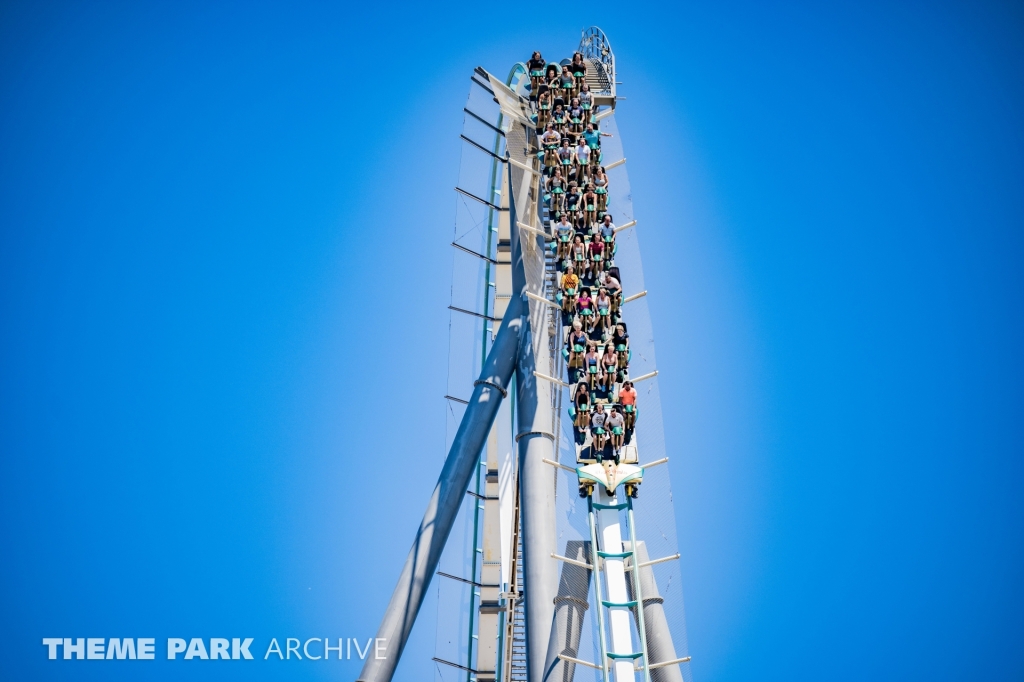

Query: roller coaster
left=358, top=28, right=692, bottom=682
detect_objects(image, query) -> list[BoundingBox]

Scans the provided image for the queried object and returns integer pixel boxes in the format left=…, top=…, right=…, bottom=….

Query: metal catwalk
left=358, top=28, right=692, bottom=682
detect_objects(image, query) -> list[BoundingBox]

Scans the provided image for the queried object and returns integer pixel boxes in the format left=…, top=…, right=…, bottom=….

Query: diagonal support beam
left=357, top=294, right=523, bottom=682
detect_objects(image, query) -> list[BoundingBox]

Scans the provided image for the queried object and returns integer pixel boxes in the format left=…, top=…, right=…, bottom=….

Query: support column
left=516, top=308, right=559, bottom=682
left=627, top=542, right=683, bottom=682
left=357, top=294, right=522, bottom=682
left=542, top=540, right=592, bottom=682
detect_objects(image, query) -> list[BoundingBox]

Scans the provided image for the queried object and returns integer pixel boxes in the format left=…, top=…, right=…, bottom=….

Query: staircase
left=509, top=528, right=527, bottom=681
left=584, top=58, right=615, bottom=107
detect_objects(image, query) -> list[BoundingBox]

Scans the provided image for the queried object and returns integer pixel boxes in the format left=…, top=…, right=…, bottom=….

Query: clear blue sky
left=1, top=1, right=1022, bottom=681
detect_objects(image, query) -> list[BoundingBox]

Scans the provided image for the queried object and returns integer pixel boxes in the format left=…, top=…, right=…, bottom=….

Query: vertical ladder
left=587, top=491, right=652, bottom=682
left=510, top=525, right=527, bottom=681
left=499, top=482, right=527, bottom=682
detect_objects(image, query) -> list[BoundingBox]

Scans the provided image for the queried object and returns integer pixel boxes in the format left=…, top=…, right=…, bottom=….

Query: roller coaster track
left=358, top=28, right=692, bottom=682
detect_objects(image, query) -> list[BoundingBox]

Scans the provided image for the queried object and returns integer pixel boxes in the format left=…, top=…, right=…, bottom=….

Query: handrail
left=578, top=26, right=615, bottom=99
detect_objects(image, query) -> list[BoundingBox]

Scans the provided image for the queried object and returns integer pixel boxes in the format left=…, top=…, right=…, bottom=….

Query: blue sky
left=1, top=1, right=1022, bottom=680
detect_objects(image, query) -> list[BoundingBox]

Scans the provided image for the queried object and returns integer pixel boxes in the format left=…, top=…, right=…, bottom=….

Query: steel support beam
left=357, top=293, right=523, bottom=682
left=627, top=541, right=684, bottom=682
left=542, top=540, right=593, bottom=682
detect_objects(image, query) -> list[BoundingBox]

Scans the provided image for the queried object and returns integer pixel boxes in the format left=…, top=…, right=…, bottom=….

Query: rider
left=584, top=343, right=601, bottom=391
left=578, top=82, right=593, bottom=121
left=590, top=406, right=607, bottom=456
left=541, top=124, right=561, bottom=173
left=571, top=52, right=587, bottom=90
left=560, top=264, right=580, bottom=314
left=600, top=343, right=619, bottom=391
left=560, top=64, right=576, bottom=100
left=618, top=380, right=638, bottom=431
left=595, top=287, right=612, bottom=332
left=599, top=213, right=616, bottom=250
left=576, top=287, right=595, bottom=332
left=593, top=166, right=610, bottom=212
left=546, top=64, right=562, bottom=105
left=604, top=267, right=623, bottom=313
left=567, top=320, right=588, bottom=382
left=582, top=184, right=599, bottom=229
left=536, top=89, right=552, bottom=129
left=527, top=51, right=546, bottom=91
left=557, top=138, right=574, bottom=180
left=612, top=323, right=630, bottom=375
left=573, top=381, right=591, bottom=431
left=568, top=97, right=585, bottom=135
left=565, top=183, right=581, bottom=222
left=588, top=234, right=605, bottom=274
left=582, top=122, right=612, bottom=150
left=556, top=213, right=574, bottom=260
left=575, top=136, right=591, bottom=184
left=570, top=234, right=588, bottom=275
left=546, top=168, right=566, bottom=215
left=607, top=405, right=626, bottom=453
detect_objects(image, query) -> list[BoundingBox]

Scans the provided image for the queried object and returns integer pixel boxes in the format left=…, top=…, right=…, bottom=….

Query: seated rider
left=588, top=235, right=605, bottom=273
left=593, top=166, right=610, bottom=211
left=573, top=381, right=591, bottom=431
left=557, top=138, right=573, bottom=180
left=596, top=287, right=612, bottom=332
left=601, top=343, right=619, bottom=391
left=582, top=184, right=599, bottom=228
left=565, top=183, right=581, bottom=221
left=599, top=213, right=616, bottom=248
left=568, top=98, right=585, bottom=134
left=600, top=268, right=622, bottom=311
left=584, top=342, right=601, bottom=391
left=582, top=122, right=613, bottom=151
left=546, top=168, right=566, bottom=214
left=590, top=406, right=608, bottom=457
left=570, top=234, right=588, bottom=273
left=560, top=64, right=576, bottom=100
left=551, top=103, right=567, bottom=129
left=618, top=380, right=638, bottom=430
left=571, top=52, right=588, bottom=89
left=579, top=82, right=594, bottom=119
left=536, top=89, right=552, bottom=129
left=612, top=323, right=630, bottom=372
left=556, top=213, right=574, bottom=260
left=528, top=51, right=546, bottom=91
left=560, top=264, right=580, bottom=314
left=606, top=405, right=626, bottom=453
left=575, top=137, right=591, bottom=184
left=576, top=287, right=595, bottom=332
left=546, top=64, right=562, bottom=105
left=541, top=124, right=561, bottom=172
left=566, top=320, right=588, bottom=382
